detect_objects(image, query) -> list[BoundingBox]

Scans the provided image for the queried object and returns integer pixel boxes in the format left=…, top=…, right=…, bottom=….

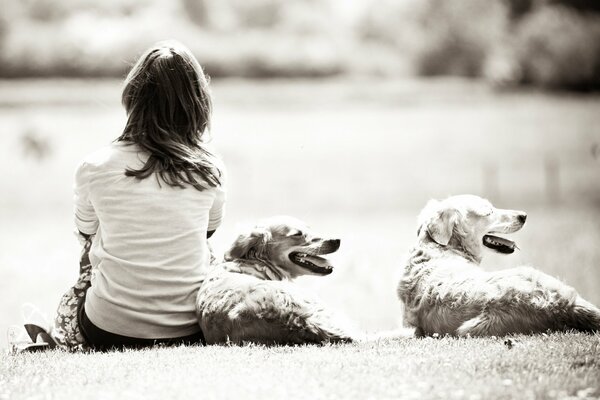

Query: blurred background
left=1, top=0, right=599, bottom=348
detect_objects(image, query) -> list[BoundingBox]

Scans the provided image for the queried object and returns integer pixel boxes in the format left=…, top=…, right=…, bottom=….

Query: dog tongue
left=304, top=254, right=331, bottom=269
left=483, top=235, right=517, bottom=254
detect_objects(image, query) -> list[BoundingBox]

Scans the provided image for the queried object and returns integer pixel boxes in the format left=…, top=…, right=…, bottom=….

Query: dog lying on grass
left=397, top=194, right=600, bottom=337
left=196, top=216, right=354, bottom=345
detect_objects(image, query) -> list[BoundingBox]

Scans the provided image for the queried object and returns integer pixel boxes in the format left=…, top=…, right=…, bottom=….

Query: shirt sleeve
left=73, top=161, right=99, bottom=235
left=207, top=163, right=226, bottom=231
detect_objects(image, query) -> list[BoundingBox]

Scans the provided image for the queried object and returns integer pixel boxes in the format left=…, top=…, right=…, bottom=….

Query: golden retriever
left=397, top=194, right=600, bottom=337
left=196, top=216, right=354, bottom=345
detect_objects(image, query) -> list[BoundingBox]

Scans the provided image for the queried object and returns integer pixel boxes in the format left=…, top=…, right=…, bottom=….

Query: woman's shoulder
left=202, top=144, right=227, bottom=186
left=78, top=141, right=141, bottom=171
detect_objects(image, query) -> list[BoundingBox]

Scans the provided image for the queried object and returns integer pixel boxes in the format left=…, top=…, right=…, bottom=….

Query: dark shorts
left=78, top=302, right=205, bottom=351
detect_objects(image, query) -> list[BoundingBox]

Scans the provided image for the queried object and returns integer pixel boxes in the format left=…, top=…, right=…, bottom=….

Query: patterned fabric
left=51, top=237, right=93, bottom=351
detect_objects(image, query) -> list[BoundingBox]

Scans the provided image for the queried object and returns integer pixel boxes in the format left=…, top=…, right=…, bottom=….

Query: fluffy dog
left=196, top=216, right=354, bottom=345
left=397, top=194, right=600, bottom=337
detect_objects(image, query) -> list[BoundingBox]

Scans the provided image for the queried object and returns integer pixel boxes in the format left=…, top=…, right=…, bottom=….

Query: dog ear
left=225, top=228, right=271, bottom=260
left=426, top=208, right=458, bottom=246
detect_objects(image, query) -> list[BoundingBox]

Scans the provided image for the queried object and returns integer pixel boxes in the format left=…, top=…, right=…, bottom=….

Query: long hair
left=116, top=40, right=221, bottom=191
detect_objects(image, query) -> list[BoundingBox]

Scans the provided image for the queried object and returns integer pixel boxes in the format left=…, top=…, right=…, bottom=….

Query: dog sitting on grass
left=397, top=194, right=600, bottom=337
left=196, top=216, right=354, bottom=345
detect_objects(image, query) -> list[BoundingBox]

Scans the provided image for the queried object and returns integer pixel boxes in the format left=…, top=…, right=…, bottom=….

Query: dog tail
left=567, top=297, right=600, bottom=333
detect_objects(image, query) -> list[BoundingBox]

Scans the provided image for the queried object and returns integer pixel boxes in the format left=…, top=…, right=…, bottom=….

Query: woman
left=52, top=40, right=226, bottom=351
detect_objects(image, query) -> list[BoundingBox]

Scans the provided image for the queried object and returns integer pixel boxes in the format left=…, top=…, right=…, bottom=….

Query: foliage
left=412, top=0, right=508, bottom=77
left=0, top=0, right=345, bottom=79
left=514, top=5, right=600, bottom=89
left=0, top=0, right=599, bottom=88
left=359, top=0, right=600, bottom=89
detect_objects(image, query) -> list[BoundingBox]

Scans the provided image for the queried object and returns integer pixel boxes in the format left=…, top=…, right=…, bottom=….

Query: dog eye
left=288, top=230, right=303, bottom=237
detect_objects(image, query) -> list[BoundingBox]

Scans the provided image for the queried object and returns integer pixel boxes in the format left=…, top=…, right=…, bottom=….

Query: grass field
left=1, top=78, right=600, bottom=398
left=1, top=334, right=599, bottom=399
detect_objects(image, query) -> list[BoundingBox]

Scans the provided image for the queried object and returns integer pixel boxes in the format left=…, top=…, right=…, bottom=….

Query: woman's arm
left=207, top=187, right=225, bottom=232
left=207, top=161, right=226, bottom=234
left=74, top=161, right=99, bottom=236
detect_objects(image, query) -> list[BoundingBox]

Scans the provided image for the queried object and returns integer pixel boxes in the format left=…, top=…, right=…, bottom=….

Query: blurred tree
left=549, top=0, right=600, bottom=13
left=233, top=0, right=282, bottom=29
left=20, top=0, right=151, bottom=21
left=182, top=0, right=328, bottom=32
left=181, top=0, right=283, bottom=30
left=515, top=5, right=600, bottom=89
left=358, top=0, right=508, bottom=77
left=22, top=0, right=69, bottom=21
left=503, top=0, right=600, bottom=20
left=0, top=5, right=6, bottom=48
left=502, top=0, right=538, bottom=20
left=181, top=0, right=209, bottom=26
left=358, top=0, right=407, bottom=45
left=414, top=0, right=508, bottom=77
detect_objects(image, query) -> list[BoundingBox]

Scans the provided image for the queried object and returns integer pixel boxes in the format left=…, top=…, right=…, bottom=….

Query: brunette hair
left=116, top=40, right=221, bottom=191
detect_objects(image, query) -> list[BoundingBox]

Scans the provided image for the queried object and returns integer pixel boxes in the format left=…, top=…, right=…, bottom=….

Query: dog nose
left=330, top=239, right=341, bottom=250
left=518, top=213, right=527, bottom=224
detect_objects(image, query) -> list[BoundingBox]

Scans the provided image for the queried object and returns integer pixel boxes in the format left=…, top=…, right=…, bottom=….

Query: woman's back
left=77, top=141, right=225, bottom=338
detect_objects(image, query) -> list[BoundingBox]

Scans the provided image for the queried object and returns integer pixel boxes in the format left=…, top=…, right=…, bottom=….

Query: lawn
left=1, top=334, right=599, bottom=399
left=1, top=78, right=600, bottom=398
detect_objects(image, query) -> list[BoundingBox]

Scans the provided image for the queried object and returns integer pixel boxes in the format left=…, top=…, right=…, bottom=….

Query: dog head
left=224, top=216, right=341, bottom=279
left=417, top=194, right=527, bottom=263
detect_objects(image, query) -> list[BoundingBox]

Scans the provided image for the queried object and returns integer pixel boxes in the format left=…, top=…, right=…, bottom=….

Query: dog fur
left=397, top=194, right=600, bottom=337
left=196, top=216, right=354, bottom=345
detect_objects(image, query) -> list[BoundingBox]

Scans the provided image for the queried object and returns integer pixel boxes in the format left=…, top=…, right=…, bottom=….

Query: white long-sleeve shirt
left=74, top=141, right=225, bottom=338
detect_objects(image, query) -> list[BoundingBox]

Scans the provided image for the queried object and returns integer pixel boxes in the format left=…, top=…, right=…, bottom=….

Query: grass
left=1, top=78, right=600, bottom=398
left=1, top=334, right=599, bottom=399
